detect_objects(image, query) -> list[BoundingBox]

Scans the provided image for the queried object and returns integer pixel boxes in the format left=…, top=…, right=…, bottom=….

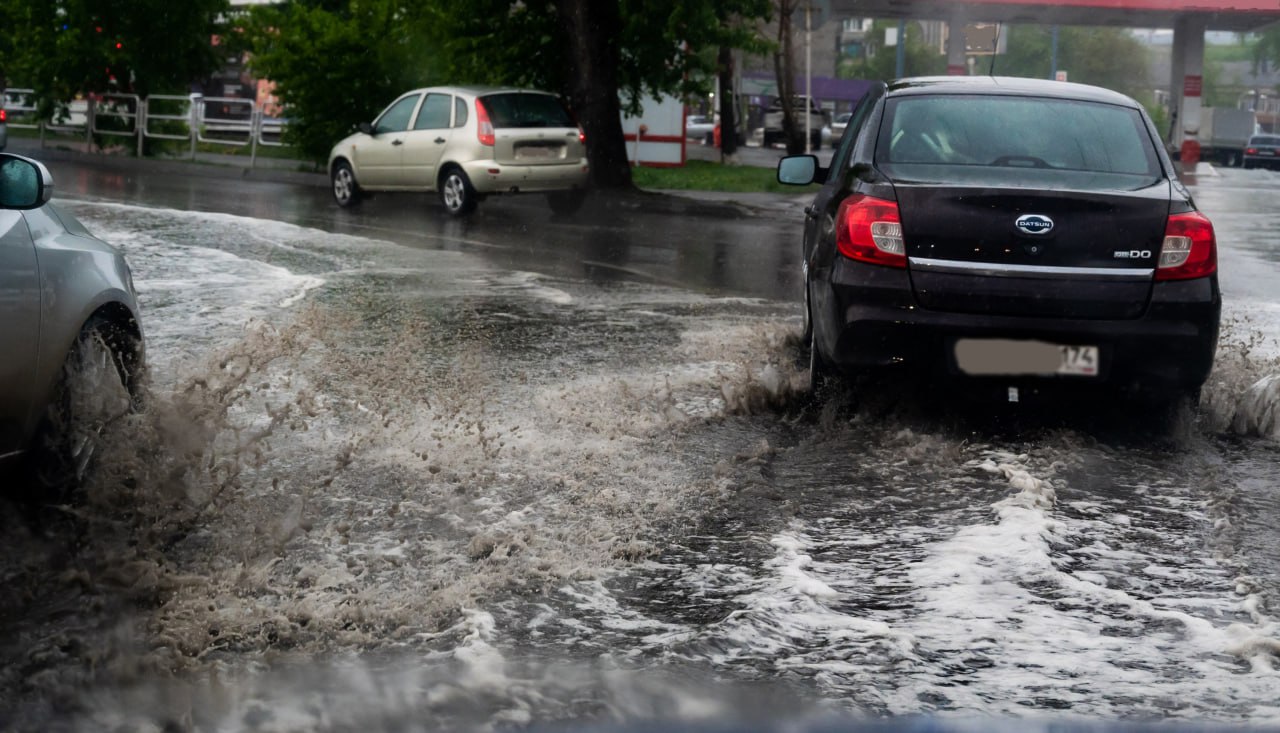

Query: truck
left=1197, top=107, right=1258, bottom=167
left=763, top=95, right=828, bottom=150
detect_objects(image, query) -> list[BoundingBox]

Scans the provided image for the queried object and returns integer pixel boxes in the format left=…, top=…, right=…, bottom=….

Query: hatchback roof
left=886, top=76, right=1140, bottom=108
left=404, top=85, right=560, bottom=98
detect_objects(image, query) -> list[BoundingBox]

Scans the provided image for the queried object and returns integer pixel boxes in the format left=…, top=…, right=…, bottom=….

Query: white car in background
left=686, top=114, right=716, bottom=144
left=830, top=112, right=853, bottom=140
left=329, top=86, right=590, bottom=217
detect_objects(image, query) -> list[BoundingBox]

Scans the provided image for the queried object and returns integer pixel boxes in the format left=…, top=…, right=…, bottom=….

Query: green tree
left=238, top=0, right=441, bottom=165
left=0, top=0, right=226, bottom=141
left=839, top=20, right=946, bottom=81
left=999, top=26, right=1150, bottom=100
left=1254, top=26, right=1280, bottom=76
left=244, top=0, right=772, bottom=185
left=2, top=0, right=226, bottom=99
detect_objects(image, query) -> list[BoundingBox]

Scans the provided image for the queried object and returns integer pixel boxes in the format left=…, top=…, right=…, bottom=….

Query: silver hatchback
left=0, top=153, right=145, bottom=496
left=328, top=86, right=590, bottom=217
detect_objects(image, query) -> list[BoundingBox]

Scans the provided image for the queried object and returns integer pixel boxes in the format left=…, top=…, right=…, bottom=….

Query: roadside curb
left=8, top=138, right=806, bottom=219
left=8, top=139, right=329, bottom=188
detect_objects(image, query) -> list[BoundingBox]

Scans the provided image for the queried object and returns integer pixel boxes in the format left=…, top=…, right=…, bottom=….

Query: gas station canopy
left=826, top=0, right=1280, bottom=31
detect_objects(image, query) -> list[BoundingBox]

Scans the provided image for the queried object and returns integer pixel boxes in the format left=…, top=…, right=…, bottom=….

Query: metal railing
left=3, top=89, right=39, bottom=130
left=5, top=88, right=290, bottom=168
left=92, top=94, right=143, bottom=156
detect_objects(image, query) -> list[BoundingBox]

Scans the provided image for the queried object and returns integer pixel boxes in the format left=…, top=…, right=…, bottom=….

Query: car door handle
left=391, top=139, right=403, bottom=146
left=434, top=137, right=446, bottom=144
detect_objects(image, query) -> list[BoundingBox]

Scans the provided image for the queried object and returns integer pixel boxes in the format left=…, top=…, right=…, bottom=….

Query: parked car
left=830, top=111, right=853, bottom=141
left=777, top=76, right=1220, bottom=406
left=686, top=114, right=716, bottom=144
left=0, top=153, right=145, bottom=496
left=329, top=86, right=590, bottom=217
left=1242, top=133, right=1280, bottom=170
left=763, top=95, right=829, bottom=150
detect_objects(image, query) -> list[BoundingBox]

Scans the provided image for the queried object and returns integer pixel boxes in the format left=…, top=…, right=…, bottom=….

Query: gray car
left=0, top=153, right=145, bottom=495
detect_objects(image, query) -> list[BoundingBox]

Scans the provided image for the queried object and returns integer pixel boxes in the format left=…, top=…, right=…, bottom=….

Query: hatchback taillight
left=475, top=99, right=495, bottom=147
left=835, top=195, right=906, bottom=268
left=1156, top=211, right=1217, bottom=281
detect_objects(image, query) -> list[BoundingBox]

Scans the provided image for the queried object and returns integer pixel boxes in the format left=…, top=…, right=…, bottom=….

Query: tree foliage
left=0, top=0, right=227, bottom=104
left=838, top=20, right=946, bottom=81
left=241, top=0, right=771, bottom=184
left=1254, top=26, right=1280, bottom=78
left=999, top=26, right=1150, bottom=100
left=237, top=0, right=443, bottom=164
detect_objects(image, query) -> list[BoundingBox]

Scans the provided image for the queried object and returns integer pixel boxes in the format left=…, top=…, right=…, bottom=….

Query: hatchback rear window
left=876, top=94, right=1161, bottom=190
left=480, top=93, right=573, bottom=129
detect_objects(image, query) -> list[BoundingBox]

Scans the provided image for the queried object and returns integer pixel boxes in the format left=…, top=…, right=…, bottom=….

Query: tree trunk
left=556, top=0, right=634, bottom=190
left=717, top=44, right=737, bottom=160
left=772, top=1, right=803, bottom=155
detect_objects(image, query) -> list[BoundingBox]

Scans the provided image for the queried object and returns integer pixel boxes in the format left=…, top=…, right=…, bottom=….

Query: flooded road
left=2, top=159, right=1279, bottom=730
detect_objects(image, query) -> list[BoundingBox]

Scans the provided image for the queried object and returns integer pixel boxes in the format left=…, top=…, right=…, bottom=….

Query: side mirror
left=777, top=155, right=818, bottom=186
left=358, top=122, right=375, bottom=135
left=0, top=154, right=53, bottom=209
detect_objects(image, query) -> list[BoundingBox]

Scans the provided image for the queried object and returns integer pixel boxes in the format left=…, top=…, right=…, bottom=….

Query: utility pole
left=895, top=19, right=906, bottom=78
left=805, top=1, right=812, bottom=154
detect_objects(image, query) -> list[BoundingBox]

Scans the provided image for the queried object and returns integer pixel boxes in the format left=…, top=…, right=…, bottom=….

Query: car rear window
left=875, top=94, right=1162, bottom=190
left=480, top=93, right=573, bottom=129
left=1251, top=136, right=1280, bottom=146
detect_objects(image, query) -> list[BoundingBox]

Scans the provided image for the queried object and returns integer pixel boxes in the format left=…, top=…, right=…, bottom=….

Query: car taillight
left=475, top=99, right=495, bottom=146
left=1156, top=211, right=1217, bottom=281
left=0, top=109, right=6, bottom=122
left=1246, top=147, right=1258, bottom=155
left=578, top=127, right=585, bottom=144
left=835, top=195, right=906, bottom=268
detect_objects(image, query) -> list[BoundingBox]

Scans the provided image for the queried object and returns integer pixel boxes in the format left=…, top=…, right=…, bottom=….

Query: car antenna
left=989, top=24, right=1000, bottom=76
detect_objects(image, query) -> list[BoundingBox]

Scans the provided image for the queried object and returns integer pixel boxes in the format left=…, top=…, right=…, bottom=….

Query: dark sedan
left=1243, top=134, right=1280, bottom=170
left=778, top=76, right=1220, bottom=407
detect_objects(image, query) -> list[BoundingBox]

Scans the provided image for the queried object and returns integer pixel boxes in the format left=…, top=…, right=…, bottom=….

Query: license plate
left=955, top=339, right=1099, bottom=377
left=515, top=144, right=562, bottom=160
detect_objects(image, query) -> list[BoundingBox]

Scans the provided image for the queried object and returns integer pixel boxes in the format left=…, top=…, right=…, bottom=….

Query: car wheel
left=28, top=318, right=139, bottom=499
left=440, top=167, right=478, bottom=217
left=807, top=326, right=832, bottom=396
left=548, top=189, right=587, bottom=217
left=332, top=160, right=362, bottom=208
left=801, top=261, right=813, bottom=344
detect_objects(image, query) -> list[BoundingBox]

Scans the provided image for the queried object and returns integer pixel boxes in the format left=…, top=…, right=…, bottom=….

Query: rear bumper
left=814, top=260, right=1221, bottom=394
left=1243, top=154, right=1280, bottom=170
left=461, top=159, right=589, bottom=195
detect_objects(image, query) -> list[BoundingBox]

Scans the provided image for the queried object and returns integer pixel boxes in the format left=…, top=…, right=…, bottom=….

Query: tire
left=331, top=160, right=362, bottom=208
left=28, top=318, right=139, bottom=499
left=807, top=325, right=832, bottom=396
left=439, top=167, right=478, bottom=217
left=548, top=189, right=587, bottom=217
left=801, top=261, right=813, bottom=345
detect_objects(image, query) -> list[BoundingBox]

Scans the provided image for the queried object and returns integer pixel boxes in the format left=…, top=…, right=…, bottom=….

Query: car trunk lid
left=481, top=92, right=584, bottom=167
left=897, top=181, right=1171, bottom=320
